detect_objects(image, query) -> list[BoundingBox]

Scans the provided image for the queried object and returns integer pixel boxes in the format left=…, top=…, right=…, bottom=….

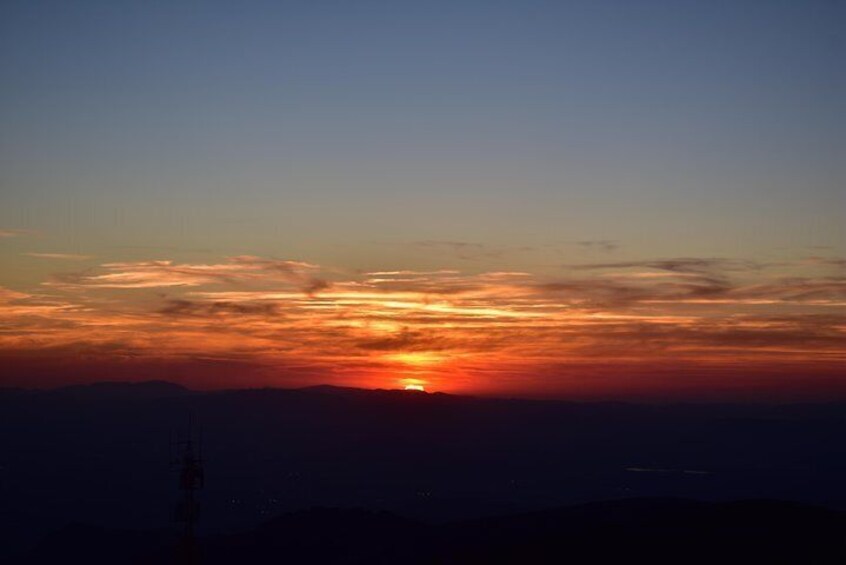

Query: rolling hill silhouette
left=2, top=382, right=845, bottom=562
left=23, top=499, right=846, bottom=564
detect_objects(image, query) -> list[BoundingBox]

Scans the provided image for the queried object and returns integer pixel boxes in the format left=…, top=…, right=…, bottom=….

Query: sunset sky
left=1, top=1, right=843, bottom=399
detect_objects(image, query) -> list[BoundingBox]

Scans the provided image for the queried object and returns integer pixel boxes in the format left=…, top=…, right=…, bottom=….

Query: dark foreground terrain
left=2, top=381, right=845, bottom=562
left=25, top=498, right=846, bottom=564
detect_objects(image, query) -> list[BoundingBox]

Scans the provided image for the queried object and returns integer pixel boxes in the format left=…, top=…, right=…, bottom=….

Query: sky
left=0, top=0, right=843, bottom=399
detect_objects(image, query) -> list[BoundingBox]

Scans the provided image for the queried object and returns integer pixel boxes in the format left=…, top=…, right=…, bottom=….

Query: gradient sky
left=1, top=1, right=843, bottom=399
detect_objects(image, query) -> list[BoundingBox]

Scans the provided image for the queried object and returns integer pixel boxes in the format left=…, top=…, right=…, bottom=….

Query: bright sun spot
left=401, top=378, right=427, bottom=391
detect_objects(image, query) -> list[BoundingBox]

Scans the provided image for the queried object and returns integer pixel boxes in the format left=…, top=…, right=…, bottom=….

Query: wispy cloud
left=47, top=256, right=324, bottom=291
left=0, top=228, right=38, bottom=238
left=804, top=256, right=846, bottom=269
left=1, top=254, right=843, bottom=396
left=24, top=252, right=93, bottom=261
left=158, top=298, right=280, bottom=317
left=0, top=287, right=31, bottom=301
left=574, top=240, right=619, bottom=252
left=567, top=257, right=764, bottom=274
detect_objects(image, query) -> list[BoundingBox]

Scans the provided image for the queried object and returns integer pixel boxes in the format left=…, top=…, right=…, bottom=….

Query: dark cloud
left=535, top=272, right=846, bottom=307
left=304, top=278, right=331, bottom=296
left=535, top=280, right=655, bottom=306
left=568, top=257, right=763, bottom=274
left=158, top=299, right=279, bottom=317
left=357, top=329, right=438, bottom=351
left=574, top=240, right=619, bottom=252
left=228, top=255, right=318, bottom=275
left=534, top=274, right=733, bottom=306
left=737, top=277, right=846, bottom=302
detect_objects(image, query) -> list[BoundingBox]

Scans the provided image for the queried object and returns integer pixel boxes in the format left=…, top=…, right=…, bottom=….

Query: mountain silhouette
left=2, top=382, right=845, bottom=562
left=22, top=499, right=846, bottom=564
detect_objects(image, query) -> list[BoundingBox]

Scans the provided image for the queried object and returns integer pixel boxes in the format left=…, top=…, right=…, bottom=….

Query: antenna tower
left=173, top=414, right=204, bottom=564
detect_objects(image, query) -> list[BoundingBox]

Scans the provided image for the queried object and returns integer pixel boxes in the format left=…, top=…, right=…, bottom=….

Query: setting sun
left=401, top=378, right=427, bottom=392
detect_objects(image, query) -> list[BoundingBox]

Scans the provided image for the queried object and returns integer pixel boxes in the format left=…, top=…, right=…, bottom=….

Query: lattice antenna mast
left=173, top=413, right=204, bottom=564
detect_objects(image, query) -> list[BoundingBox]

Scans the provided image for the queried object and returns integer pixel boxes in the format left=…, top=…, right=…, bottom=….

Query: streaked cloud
left=0, top=254, right=843, bottom=397
left=24, top=252, right=94, bottom=261
left=804, top=256, right=846, bottom=269
left=0, top=286, right=31, bottom=301
left=46, top=256, right=323, bottom=290
left=574, top=240, right=620, bottom=252
left=0, top=228, right=38, bottom=238
left=567, top=257, right=765, bottom=274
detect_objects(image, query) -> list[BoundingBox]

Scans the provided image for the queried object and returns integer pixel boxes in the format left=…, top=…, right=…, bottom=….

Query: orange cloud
left=46, top=256, right=322, bottom=289
left=0, top=256, right=843, bottom=398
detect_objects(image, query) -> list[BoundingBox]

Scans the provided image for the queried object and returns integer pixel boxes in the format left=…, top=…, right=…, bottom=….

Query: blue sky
left=1, top=0, right=842, bottom=268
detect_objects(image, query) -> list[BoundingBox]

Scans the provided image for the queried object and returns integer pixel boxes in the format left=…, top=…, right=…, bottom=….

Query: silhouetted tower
left=173, top=416, right=204, bottom=564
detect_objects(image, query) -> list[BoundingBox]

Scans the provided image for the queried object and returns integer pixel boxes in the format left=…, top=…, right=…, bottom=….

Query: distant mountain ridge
left=6, top=380, right=846, bottom=410
left=53, top=380, right=191, bottom=397
left=3, top=378, right=845, bottom=563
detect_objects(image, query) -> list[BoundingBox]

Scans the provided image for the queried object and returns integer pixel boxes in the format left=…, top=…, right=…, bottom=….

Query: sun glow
left=1, top=251, right=842, bottom=399
left=401, top=378, right=427, bottom=392
left=385, top=351, right=445, bottom=366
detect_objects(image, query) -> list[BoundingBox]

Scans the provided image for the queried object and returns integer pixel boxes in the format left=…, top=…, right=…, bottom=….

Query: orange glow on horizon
left=385, top=351, right=447, bottom=367
left=400, top=378, right=427, bottom=392
left=0, top=254, right=843, bottom=399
